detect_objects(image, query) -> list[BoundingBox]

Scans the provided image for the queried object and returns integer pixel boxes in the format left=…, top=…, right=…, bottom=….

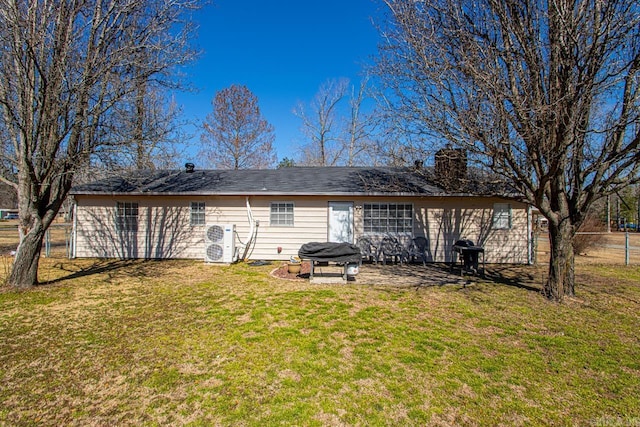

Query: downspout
left=243, top=196, right=256, bottom=260
left=72, top=198, right=78, bottom=259
left=527, top=204, right=532, bottom=265
left=237, top=196, right=257, bottom=261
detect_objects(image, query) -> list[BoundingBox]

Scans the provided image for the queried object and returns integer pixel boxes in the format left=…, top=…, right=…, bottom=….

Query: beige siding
left=409, top=197, right=529, bottom=264
left=350, top=197, right=528, bottom=264
left=247, top=197, right=329, bottom=260
left=74, top=195, right=529, bottom=263
left=74, top=196, right=204, bottom=259
left=199, top=196, right=329, bottom=261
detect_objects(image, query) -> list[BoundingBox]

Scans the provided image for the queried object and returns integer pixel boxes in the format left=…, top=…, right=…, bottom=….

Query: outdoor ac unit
left=204, top=224, right=236, bottom=263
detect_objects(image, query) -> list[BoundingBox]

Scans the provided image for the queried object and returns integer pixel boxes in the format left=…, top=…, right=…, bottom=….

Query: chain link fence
left=0, top=223, right=73, bottom=258
left=2, top=223, right=639, bottom=266
left=532, top=231, right=640, bottom=266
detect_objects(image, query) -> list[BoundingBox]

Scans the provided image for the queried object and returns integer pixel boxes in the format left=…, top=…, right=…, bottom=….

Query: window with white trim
left=493, top=203, right=512, bottom=229
left=190, top=201, right=206, bottom=226
left=363, top=203, right=413, bottom=234
left=270, top=202, right=294, bottom=226
left=116, top=202, right=138, bottom=232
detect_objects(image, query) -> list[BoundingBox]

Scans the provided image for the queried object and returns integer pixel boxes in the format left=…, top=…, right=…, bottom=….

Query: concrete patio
left=298, top=261, right=482, bottom=287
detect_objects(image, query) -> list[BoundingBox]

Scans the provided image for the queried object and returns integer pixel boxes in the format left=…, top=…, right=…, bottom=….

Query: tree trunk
left=7, top=225, right=45, bottom=289
left=545, top=220, right=576, bottom=301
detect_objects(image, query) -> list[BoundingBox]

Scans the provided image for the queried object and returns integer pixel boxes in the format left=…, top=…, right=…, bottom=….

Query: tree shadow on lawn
left=40, top=258, right=544, bottom=295
left=41, top=259, right=172, bottom=286
left=359, top=262, right=543, bottom=293
left=483, top=264, right=543, bottom=293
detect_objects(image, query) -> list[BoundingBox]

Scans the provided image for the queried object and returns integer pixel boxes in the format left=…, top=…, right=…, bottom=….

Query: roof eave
left=71, top=191, right=436, bottom=197
left=70, top=190, right=520, bottom=198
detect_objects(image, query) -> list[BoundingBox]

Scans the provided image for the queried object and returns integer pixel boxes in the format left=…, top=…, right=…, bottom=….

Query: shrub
left=573, top=214, right=606, bottom=255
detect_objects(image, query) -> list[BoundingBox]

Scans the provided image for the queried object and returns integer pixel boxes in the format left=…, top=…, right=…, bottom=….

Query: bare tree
left=376, top=0, right=640, bottom=301
left=295, top=78, right=379, bottom=166
left=93, top=88, right=188, bottom=172
left=343, top=77, right=378, bottom=166
left=200, top=84, right=276, bottom=170
left=0, top=0, right=200, bottom=288
left=294, top=78, right=349, bottom=166
left=369, top=112, right=434, bottom=167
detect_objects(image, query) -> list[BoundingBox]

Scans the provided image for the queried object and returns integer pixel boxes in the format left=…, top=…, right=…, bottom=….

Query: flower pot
left=287, top=263, right=301, bottom=274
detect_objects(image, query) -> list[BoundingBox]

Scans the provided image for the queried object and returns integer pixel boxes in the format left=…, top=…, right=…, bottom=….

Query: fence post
left=45, top=229, right=50, bottom=257
left=625, top=232, right=629, bottom=266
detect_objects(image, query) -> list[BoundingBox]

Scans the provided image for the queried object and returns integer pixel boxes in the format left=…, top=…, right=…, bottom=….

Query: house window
left=270, top=202, right=294, bottom=226
left=493, top=203, right=512, bottom=229
left=190, top=202, right=206, bottom=226
left=116, top=202, right=138, bottom=232
left=363, top=203, right=413, bottom=234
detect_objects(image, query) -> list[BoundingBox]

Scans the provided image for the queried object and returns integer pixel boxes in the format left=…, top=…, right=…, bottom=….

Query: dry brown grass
left=535, top=231, right=640, bottom=265
left=0, top=250, right=639, bottom=425
left=0, top=222, right=639, bottom=425
left=0, top=221, right=19, bottom=254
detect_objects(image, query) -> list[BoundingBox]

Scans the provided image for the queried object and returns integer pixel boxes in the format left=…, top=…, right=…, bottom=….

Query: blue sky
left=177, top=0, right=384, bottom=164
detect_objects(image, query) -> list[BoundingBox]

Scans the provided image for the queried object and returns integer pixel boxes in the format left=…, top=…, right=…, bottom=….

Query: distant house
left=70, top=158, right=532, bottom=264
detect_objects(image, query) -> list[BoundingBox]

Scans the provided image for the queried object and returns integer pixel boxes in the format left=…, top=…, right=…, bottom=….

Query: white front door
left=328, top=202, right=354, bottom=243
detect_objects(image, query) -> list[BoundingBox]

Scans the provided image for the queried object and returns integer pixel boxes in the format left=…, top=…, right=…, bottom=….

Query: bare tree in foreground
left=376, top=0, right=640, bottom=301
left=0, top=0, right=200, bottom=288
left=200, top=84, right=276, bottom=170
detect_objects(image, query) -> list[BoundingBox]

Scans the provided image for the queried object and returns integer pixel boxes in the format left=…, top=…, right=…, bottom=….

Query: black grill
left=451, top=239, right=485, bottom=276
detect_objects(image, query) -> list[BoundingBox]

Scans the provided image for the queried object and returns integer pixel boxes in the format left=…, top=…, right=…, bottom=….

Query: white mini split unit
left=204, top=224, right=236, bottom=263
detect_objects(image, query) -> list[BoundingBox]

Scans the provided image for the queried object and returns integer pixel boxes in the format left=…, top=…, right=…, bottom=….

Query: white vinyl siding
left=74, top=195, right=529, bottom=264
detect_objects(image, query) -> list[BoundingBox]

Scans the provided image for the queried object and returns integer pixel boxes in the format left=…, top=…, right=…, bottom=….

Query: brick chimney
left=434, top=148, right=467, bottom=190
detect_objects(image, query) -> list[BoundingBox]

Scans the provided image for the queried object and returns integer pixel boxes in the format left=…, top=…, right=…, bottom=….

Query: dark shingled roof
left=70, top=166, right=514, bottom=197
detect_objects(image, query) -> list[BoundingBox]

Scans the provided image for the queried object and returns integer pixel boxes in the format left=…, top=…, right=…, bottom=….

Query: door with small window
left=328, top=202, right=354, bottom=243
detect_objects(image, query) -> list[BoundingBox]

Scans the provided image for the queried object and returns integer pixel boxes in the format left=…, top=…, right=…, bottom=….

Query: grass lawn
left=1, top=257, right=639, bottom=426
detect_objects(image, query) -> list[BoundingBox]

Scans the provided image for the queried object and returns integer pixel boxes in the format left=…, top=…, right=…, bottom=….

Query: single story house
left=69, top=160, right=532, bottom=264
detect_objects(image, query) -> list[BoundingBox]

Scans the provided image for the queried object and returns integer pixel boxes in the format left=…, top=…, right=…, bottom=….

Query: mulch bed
left=271, top=261, right=312, bottom=280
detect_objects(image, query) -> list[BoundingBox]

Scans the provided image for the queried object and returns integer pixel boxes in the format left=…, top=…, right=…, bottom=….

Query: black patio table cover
left=298, top=242, right=362, bottom=263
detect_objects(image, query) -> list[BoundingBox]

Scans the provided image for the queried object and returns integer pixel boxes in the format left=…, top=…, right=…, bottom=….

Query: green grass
left=1, top=258, right=639, bottom=426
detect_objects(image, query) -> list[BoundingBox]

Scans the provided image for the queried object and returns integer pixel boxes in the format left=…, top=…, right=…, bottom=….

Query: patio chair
left=356, top=236, right=378, bottom=264
left=405, top=236, right=428, bottom=265
left=378, top=236, right=405, bottom=265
